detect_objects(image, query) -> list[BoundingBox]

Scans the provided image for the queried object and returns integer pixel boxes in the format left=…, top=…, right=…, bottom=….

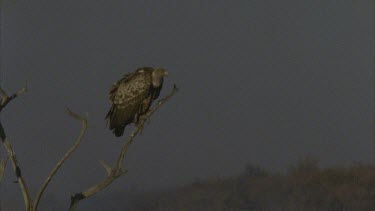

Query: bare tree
left=0, top=84, right=177, bottom=211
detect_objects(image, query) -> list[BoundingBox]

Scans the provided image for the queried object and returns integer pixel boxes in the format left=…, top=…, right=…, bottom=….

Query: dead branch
left=69, top=84, right=178, bottom=211
left=0, top=83, right=89, bottom=211
left=33, top=108, right=88, bottom=210
left=0, top=154, right=9, bottom=183
left=0, top=83, right=27, bottom=112
left=0, top=85, right=32, bottom=211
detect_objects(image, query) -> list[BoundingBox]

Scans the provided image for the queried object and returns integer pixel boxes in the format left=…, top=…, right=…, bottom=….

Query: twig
left=69, top=84, right=178, bottom=211
left=0, top=85, right=32, bottom=211
left=0, top=154, right=9, bottom=183
left=33, top=108, right=88, bottom=210
left=0, top=82, right=27, bottom=112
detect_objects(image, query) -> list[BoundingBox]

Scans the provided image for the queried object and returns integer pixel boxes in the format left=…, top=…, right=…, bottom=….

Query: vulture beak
left=163, top=70, right=169, bottom=76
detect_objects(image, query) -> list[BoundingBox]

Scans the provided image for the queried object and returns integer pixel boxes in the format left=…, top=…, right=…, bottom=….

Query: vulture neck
left=151, top=73, right=163, bottom=87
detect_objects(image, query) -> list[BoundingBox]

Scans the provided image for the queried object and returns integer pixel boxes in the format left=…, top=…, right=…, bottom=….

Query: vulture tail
left=114, top=125, right=125, bottom=137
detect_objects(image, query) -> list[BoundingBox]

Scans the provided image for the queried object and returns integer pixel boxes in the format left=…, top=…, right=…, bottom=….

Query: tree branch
left=33, top=108, right=88, bottom=210
left=0, top=82, right=27, bottom=112
left=0, top=85, right=32, bottom=211
left=0, top=154, right=9, bottom=183
left=69, top=84, right=178, bottom=211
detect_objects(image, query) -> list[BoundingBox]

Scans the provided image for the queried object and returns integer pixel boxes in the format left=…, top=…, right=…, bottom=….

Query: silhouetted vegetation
left=126, top=158, right=375, bottom=211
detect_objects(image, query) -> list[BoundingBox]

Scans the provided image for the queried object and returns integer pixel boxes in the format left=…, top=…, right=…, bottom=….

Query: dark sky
left=0, top=0, right=374, bottom=210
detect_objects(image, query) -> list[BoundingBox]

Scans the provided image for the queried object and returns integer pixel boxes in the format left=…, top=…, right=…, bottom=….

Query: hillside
left=126, top=158, right=375, bottom=211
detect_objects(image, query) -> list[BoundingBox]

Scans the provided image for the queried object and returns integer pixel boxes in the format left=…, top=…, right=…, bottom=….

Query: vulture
left=106, top=67, right=168, bottom=137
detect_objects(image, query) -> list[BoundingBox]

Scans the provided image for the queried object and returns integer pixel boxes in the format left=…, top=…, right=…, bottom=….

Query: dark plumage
left=106, top=67, right=168, bottom=137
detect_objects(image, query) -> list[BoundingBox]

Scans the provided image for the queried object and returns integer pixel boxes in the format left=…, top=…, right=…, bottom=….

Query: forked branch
left=0, top=85, right=32, bottom=211
left=0, top=84, right=89, bottom=211
left=0, top=83, right=27, bottom=112
left=69, top=84, right=178, bottom=211
left=33, top=108, right=88, bottom=210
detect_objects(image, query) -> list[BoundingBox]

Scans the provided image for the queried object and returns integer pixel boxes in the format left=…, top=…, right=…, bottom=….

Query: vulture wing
left=106, top=71, right=152, bottom=136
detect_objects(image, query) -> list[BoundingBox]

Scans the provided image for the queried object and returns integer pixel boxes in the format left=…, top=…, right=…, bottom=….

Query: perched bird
left=106, top=67, right=168, bottom=137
